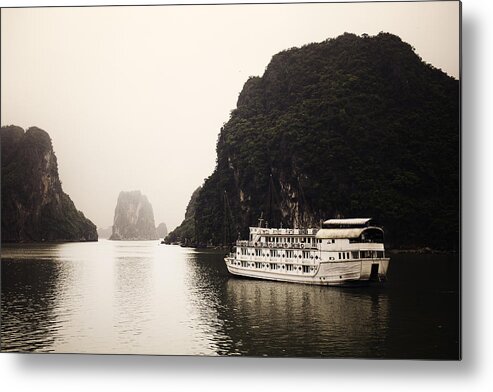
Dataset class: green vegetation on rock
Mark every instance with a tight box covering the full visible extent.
[1,125,98,242]
[165,187,201,245]
[175,33,459,250]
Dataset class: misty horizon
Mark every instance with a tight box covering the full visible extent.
[1,2,460,232]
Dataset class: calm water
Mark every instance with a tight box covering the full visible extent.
[1,240,459,358]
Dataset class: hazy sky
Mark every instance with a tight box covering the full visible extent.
[1,1,460,231]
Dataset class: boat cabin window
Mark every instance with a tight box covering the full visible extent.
[349,229,384,244]
[360,250,384,258]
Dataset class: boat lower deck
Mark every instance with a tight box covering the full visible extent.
[225,257,390,286]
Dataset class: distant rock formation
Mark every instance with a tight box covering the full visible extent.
[97,226,113,239]
[109,191,158,240]
[1,125,98,242]
[156,222,168,238]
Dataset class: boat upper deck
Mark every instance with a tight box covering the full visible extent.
[237,227,320,250]
[249,227,319,236]
[236,239,319,250]
[238,219,384,249]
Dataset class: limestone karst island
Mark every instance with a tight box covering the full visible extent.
[166,33,459,251]
[1,125,97,242]
[109,190,158,241]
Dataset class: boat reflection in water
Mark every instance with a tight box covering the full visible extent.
[222,278,389,357]
[186,250,390,357]
[1,242,458,358]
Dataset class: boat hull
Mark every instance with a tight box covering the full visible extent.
[224,257,390,286]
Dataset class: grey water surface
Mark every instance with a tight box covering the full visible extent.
[1,240,459,358]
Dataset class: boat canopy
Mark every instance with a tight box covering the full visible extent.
[316,226,383,240]
[323,218,372,227]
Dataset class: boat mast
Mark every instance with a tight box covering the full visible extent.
[257,212,265,228]
[223,190,234,247]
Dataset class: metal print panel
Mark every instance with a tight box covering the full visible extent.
[0,1,461,358]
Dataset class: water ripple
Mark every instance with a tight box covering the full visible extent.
[2,242,459,358]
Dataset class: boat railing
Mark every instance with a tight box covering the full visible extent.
[235,240,318,250]
[236,240,250,246]
[239,255,319,264]
[250,228,320,235]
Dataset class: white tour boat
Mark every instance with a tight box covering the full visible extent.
[224,218,390,286]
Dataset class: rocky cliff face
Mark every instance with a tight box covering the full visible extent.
[1,125,98,242]
[156,222,168,238]
[110,191,158,240]
[165,186,201,245]
[179,33,460,250]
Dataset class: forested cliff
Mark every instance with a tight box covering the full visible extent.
[165,187,201,245]
[1,125,98,242]
[169,33,460,250]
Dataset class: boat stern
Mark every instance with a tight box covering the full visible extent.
[359,257,390,282]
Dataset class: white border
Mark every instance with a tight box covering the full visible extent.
[2,0,492,391]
